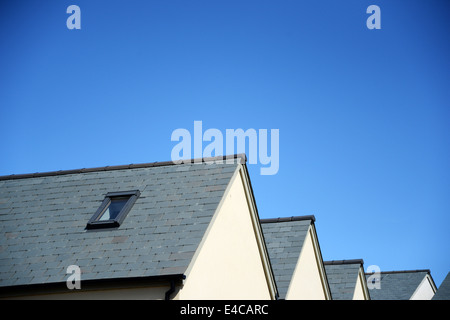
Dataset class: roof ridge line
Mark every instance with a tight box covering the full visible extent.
[365,269,431,275]
[324,259,365,266]
[260,215,316,223]
[0,154,247,181]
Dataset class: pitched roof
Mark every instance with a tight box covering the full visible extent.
[324,259,365,300]
[0,155,245,290]
[365,270,431,300]
[432,272,450,300]
[260,216,315,299]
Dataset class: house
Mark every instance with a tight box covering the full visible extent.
[0,154,278,299]
[260,216,332,300]
[432,272,450,300]
[323,259,370,300]
[365,270,437,300]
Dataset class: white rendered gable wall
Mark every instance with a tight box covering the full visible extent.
[176,166,273,300]
[285,226,329,300]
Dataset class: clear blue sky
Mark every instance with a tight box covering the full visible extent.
[1,1,449,287]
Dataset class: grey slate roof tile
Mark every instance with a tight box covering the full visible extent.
[366,270,430,300]
[0,159,240,288]
[261,217,314,299]
[433,272,450,300]
[324,261,363,300]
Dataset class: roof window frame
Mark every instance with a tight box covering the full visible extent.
[86,190,140,230]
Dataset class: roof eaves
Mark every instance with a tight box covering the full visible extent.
[0,274,186,299]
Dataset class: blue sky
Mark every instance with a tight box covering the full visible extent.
[1,0,449,287]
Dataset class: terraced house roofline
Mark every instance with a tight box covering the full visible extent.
[0,154,247,181]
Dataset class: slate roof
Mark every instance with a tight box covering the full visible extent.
[324,259,366,300]
[0,155,244,289]
[432,272,450,300]
[260,216,315,299]
[365,270,431,300]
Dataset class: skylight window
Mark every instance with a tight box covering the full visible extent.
[86,190,140,229]
[98,197,129,221]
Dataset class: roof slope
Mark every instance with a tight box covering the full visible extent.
[366,270,430,300]
[324,260,364,300]
[433,272,450,300]
[0,157,242,288]
[260,216,314,299]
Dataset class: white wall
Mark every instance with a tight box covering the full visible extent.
[175,167,273,300]
[410,274,436,300]
[352,267,369,300]
[285,226,329,300]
